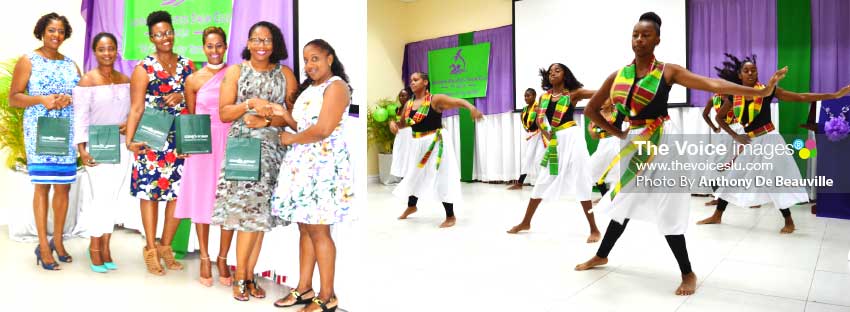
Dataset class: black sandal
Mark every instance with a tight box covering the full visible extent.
[273,288,314,308]
[310,297,338,312]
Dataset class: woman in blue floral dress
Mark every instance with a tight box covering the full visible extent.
[124,11,194,276]
[9,12,80,271]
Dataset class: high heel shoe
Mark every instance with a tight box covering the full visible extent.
[199,256,213,287]
[34,245,60,271]
[88,249,108,273]
[232,280,249,301]
[142,246,165,276]
[217,256,232,286]
[103,262,117,270]
[156,244,183,270]
[49,238,72,263]
[273,288,315,307]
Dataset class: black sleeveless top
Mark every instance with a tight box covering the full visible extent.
[409,102,443,132]
[544,93,576,124]
[627,78,673,120]
[727,90,776,132]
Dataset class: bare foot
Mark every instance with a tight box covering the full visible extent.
[439,216,456,228]
[780,220,795,234]
[704,199,719,206]
[398,206,417,219]
[506,223,530,234]
[675,272,697,296]
[507,184,522,190]
[750,205,761,208]
[696,213,722,225]
[575,256,608,271]
[586,231,601,243]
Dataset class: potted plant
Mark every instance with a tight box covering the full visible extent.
[0,57,82,240]
[367,97,400,184]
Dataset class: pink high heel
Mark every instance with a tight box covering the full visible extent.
[217,256,233,286]
[199,256,213,287]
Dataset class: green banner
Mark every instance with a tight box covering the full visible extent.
[457,33,477,182]
[427,42,491,99]
[123,0,232,61]
[777,0,812,178]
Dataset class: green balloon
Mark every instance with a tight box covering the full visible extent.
[386,104,398,114]
[373,107,388,122]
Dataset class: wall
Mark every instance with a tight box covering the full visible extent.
[366,0,512,176]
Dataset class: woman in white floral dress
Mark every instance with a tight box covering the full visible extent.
[271,39,352,312]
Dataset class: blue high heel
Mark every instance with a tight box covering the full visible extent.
[103,262,117,270]
[49,238,73,263]
[35,245,60,271]
[88,249,108,273]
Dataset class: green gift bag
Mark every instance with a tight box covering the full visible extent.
[133,107,175,151]
[88,125,120,164]
[224,137,261,181]
[175,114,212,154]
[35,117,71,156]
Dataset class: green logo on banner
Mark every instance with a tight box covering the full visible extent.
[123,0,232,61]
[427,43,490,98]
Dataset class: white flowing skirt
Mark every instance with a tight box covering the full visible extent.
[522,131,545,184]
[715,129,809,209]
[530,126,592,201]
[390,127,413,177]
[594,120,690,235]
[591,137,622,186]
[77,145,134,237]
[393,129,462,204]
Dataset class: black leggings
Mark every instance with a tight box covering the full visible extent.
[408,196,454,218]
[596,219,693,275]
[517,174,527,184]
[715,198,791,218]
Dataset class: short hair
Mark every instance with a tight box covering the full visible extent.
[146,10,172,33]
[33,12,72,40]
[241,21,288,64]
[202,26,227,45]
[91,32,117,51]
[639,11,662,36]
[525,88,537,96]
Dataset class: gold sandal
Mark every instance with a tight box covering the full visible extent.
[157,244,183,270]
[143,246,164,276]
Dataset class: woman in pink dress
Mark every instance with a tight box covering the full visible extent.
[174,27,234,287]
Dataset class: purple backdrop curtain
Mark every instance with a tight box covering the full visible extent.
[810,0,850,93]
[474,25,514,116]
[82,0,295,76]
[227,0,294,71]
[401,34,457,115]
[688,0,778,107]
[816,97,850,219]
[80,0,136,76]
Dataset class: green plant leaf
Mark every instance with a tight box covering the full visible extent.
[0,57,27,170]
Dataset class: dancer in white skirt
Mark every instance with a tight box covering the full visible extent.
[506,64,601,243]
[508,88,543,190]
[588,99,623,202]
[574,12,788,296]
[73,32,132,273]
[389,88,413,179]
[700,92,737,206]
[394,72,483,228]
[698,53,850,233]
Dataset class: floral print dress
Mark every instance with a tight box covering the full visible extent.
[272,76,354,225]
[130,55,195,201]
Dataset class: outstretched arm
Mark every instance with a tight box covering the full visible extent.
[431,94,483,121]
[668,64,787,97]
[775,84,850,102]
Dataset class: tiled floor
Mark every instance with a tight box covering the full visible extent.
[363,181,850,311]
[2,181,849,311]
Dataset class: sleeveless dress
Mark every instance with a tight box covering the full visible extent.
[174,67,230,224]
[23,52,80,184]
[73,83,132,237]
[271,76,354,224]
[130,55,195,201]
[392,96,462,204]
[211,63,288,232]
[530,93,593,201]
